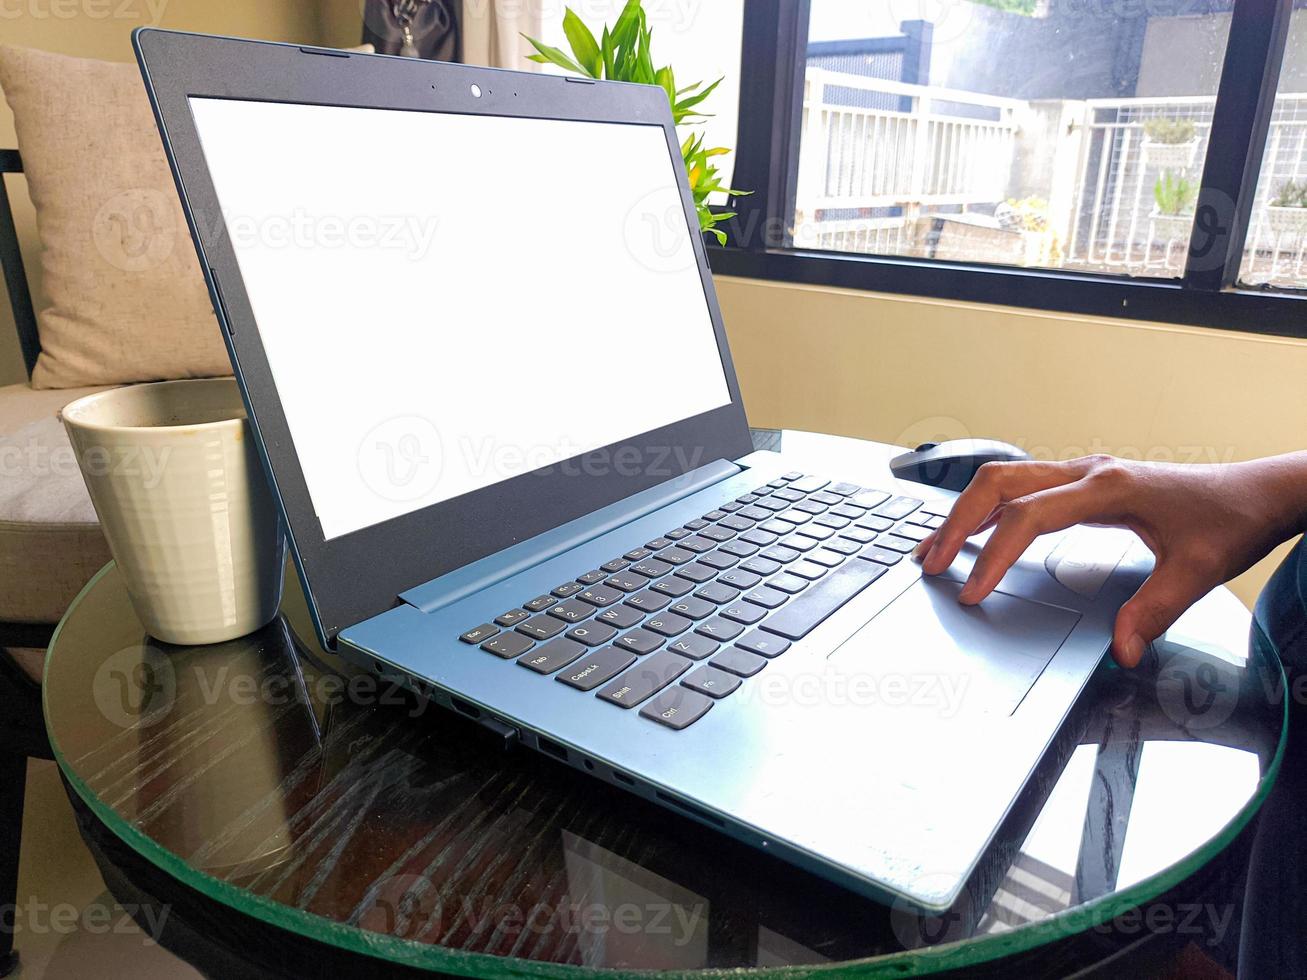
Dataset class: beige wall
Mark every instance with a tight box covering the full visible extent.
[716,275,1307,608]
[0,0,335,386]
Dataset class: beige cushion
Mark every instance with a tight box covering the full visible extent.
[0,45,232,389]
[0,383,113,623]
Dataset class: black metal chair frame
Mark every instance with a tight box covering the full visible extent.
[0,148,55,978]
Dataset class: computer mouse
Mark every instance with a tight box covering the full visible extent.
[889,438,1031,492]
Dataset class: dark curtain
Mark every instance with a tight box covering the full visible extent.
[362,0,461,62]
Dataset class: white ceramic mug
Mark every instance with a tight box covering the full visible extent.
[61,379,285,645]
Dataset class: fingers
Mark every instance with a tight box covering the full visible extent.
[957,481,1112,604]
[919,458,1099,576]
[1111,561,1213,667]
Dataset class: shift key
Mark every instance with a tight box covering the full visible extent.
[596,650,692,708]
[760,561,887,640]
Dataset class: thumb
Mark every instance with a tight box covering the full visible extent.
[1111,561,1210,668]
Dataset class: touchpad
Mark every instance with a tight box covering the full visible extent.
[828,578,1081,717]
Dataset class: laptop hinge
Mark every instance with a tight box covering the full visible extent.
[399,457,743,615]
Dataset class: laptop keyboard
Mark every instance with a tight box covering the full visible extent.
[458,473,951,732]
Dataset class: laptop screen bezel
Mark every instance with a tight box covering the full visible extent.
[134,29,753,645]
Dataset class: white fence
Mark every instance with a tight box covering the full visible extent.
[792,68,1307,289]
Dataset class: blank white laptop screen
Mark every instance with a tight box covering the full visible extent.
[187,98,732,541]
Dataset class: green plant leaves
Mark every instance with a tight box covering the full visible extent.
[1153,170,1198,215]
[561,8,602,77]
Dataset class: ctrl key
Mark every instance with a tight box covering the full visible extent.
[640,686,714,730]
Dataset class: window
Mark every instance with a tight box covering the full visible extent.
[714,0,1307,340]
[793,0,1231,278]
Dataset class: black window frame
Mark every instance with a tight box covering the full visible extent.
[711,0,1307,340]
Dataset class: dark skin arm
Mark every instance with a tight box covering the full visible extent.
[914,452,1307,667]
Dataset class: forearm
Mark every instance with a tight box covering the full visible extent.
[1239,451,1307,541]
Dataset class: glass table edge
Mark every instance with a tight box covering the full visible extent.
[42,563,1290,979]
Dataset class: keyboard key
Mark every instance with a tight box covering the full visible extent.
[626,589,671,612]
[651,576,695,598]
[719,569,762,590]
[875,533,918,554]
[851,490,891,509]
[666,528,691,540]
[598,604,644,629]
[681,665,741,699]
[669,597,716,620]
[923,513,947,529]
[775,509,811,526]
[678,536,717,554]
[577,569,607,586]
[753,484,775,496]
[814,514,850,529]
[552,582,584,599]
[698,550,738,571]
[697,582,740,604]
[518,638,585,674]
[495,609,530,628]
[772,487,805,502]
[768,478,788,488]
[668,634,720,660]
[557,647,637,691]
[737,632,792,659]
[719,515,754,532]
[460,624,499,644]
[781,470,804,481]
[518,615,568,640]
[615,629,664,655]
[831,504,865,520]
[789,476,830,493]
[874,496,924,521]
[703,510,728,521]
[796,524,835,541]
[721,603,767,626]
[547,600,594,624]
[861,546,904,566]
[894,523,933,542]
[646,613,692,637]
[567,621,618,647]
[711,648,767,677]
[606,572,647,593]
[624,548,653,562]
[809,491,843,506]
[483,632,534,659]
[768,573,810,594]
[743,587,788,610]
[755,497,789,512]
[760,562,887,640]
[698,525,734,543]
[740,529,779,547]
[578,585,623,607]
[788,560,830,581]
[598,650,692,707]
[829,482,862,496]
[780,535,819,554]
[855,515,895,533]
[794,500,826,515]
[697,617,745,641]
[720,501,743,513]
[839,527,878,544]
[646,537,675,551]
[601,558,631,573]
[632,559,674,579]
[737,506,772,522]
[524,595,557,612]
[684,518,709,531]
[760,519,794,536]
[736,494,760,505]
[823,537,862,556]
[657,547,695,566]
[741,557,781,577]
[641,687,714,730]
[761,545,802,564]
[676,562,719,583]
[804,549,846,568]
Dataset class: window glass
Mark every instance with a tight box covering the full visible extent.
[1239,17,1307,290]
[793,0,1233,278]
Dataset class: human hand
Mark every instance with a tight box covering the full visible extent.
[913,453,1307,667]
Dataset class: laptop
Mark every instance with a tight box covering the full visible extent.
[134,28,1152,912]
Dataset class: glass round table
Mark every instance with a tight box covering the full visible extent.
[44,554,1282,978]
